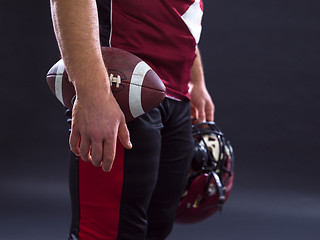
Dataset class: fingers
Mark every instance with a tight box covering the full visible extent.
[118,120,132,150]
[79,137,91,162]
[70,126,128,172]
[191,100,215,123]
[101,118,132,172]
[191,102,206,123]
[190,105,197,121]
[90,141,103,167]
[69,129,81,156]
[101,135,117,172]
[70,128,102,165]
[70,113,131,172]
[73,133,117,171]
[205,104,214,122]
[197,103,206,123]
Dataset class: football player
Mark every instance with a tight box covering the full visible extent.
[50,0,214,239]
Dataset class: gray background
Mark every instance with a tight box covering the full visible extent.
[1,0,319,239]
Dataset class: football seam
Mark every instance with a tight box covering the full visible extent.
[120,81,166,93]
[47,74,166,93]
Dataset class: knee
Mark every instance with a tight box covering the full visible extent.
[146,207,176,240]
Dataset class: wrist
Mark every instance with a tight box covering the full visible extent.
[73,71,111,101]
[189,80,206,89]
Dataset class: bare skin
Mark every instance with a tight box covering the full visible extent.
[50,0,213,171]
[190,46,215,123]
[50,0,132,172]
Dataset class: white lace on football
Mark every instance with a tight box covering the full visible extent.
[109,74,121,88]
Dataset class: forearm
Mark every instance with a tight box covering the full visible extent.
[190,45,206,87]
[189,45,214,122]
[50,0,110,99]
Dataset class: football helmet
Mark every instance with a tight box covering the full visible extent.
[175,122,234,224]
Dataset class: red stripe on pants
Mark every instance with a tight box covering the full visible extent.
[78,140,124,240]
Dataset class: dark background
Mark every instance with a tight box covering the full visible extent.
[1,0,319,239]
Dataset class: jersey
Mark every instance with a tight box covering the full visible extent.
[96,0,204,100]
[67,1,203,239]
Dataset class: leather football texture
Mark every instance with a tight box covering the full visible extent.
[46,47,166,122]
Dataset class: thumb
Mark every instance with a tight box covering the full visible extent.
[118,120,132,149]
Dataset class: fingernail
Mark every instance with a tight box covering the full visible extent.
[102,166,110,172]
[128,140,133,149]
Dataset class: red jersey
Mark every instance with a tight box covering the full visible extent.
[97,0,203,100]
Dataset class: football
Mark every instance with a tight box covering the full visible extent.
[46,47,166,122]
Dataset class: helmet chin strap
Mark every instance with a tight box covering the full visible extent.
[194,121,229,209]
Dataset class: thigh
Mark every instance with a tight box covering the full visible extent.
[68,108,163,240]
[117,108,163,239]
[146,99,194,240]
[69,143,125,240]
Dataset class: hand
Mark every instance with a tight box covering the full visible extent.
[69,92,132,172]
[51,0,132,172]
[190,83,215,123]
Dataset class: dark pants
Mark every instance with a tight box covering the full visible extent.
[67,98,193,240]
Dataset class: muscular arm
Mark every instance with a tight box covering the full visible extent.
[189,45,215,122]
[51,0,132,172]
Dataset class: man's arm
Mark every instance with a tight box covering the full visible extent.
[50,0,132,172]
[189,45,215,122]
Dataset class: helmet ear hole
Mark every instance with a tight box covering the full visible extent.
[192,139,208,171]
